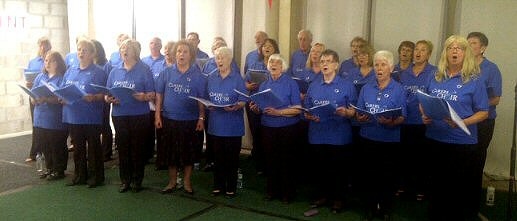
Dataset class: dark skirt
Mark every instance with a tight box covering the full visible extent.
[162,118,200,167]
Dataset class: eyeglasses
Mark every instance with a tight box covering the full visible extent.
[447,46,463,51]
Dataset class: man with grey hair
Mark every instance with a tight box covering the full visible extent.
[244,31,268,73]
[287,29,313,77]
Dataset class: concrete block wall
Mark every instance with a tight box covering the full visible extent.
[0,0,69,135]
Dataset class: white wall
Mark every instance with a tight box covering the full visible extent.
[306,0,368,61]
[240,0,267,72]
[371,0,445,65]
[458,0,517,177]
[135,0,180,57]
[185,0,234,57]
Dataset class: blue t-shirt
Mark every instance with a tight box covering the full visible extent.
[258,73,301,127]
[290,67,321,94]
[304,75,357,145]
[341,67,376,94]
[206,69,247,137]
[107,61,154,116]
[357,79,407,142]
[244,49,260,74]
[287,49,309,77]
[155,64,207,121]
[425,74,489,144]
[338,57,356,76]
[27,56,44,73]
[399,63,437,124]
[61,64,107,125]
[65,52,79,69]
[109,51,122,68]
[141,54,165,76]
[478,58,502,119]
[196,49,209,59]
[32,73,66,131]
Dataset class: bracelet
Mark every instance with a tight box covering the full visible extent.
[198,117,205,121]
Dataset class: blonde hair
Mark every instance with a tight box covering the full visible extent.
[415,40,433,57]
[305,43,326,68]
[77,39,97,56]
[119,39,142,60]
[214,46,233,60]
[435,35,479,83]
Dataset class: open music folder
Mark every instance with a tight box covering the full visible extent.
[416,89,470,135]
[234,88,283,109]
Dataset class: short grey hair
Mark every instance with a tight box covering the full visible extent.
[214,46,233,60]
[373,50,394,67]
[268,54,288,72]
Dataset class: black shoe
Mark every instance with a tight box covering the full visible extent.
[184,188,194,195]
[119,184,130,193]
[87,183,97,188]
[161,185,177,194]
[66,177,85,186]
[47,172,65,181]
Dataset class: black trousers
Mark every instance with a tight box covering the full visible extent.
[312,144,351,201]
[69,124,103,184]
[261,123,298,199]
[475,118,495,212]
[359,138,397,214]
[34,127,68,173]
[144,111,157,162]
[429,140,480,221]
[29,103,40,159]
[101,103,113,160]
[113,114,149,186]
[152,111,166,169]
[211,135,241,193]
[246,106,264,171]
[399,124,430,195]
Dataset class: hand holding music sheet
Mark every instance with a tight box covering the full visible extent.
[416,89,471,135]
[90,84,137,104]
[350,104,402,120]
[18,84,55,99]
[293,103,337,120]
[42,82,87,104]
[234,88,283,109]
[188,96,237,108]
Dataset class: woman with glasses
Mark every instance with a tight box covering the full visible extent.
[422,35,488,221]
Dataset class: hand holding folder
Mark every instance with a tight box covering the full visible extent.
[188,96,237,109]
[42,82,87,104]
[90,84,137,104]
[350,104,402,121]
[18,84,54,99]
[294,103,337,121]
[416,89,471,135]
[234,88,283,109]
